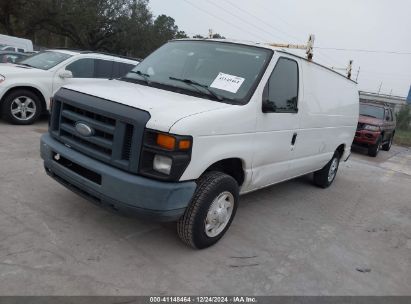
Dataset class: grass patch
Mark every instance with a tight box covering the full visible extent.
[394,129,411,147]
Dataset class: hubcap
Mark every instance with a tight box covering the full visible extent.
[205,191,234,237]
[10,96,36,121]
[328,158,339,183]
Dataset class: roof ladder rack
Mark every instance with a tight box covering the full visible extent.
[268,34,315,61]
[332,60,354,79]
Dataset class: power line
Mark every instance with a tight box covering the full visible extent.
[205,0,345,68]
[223,0,301,43]
[222,0,347,67]
[181,0,269,42]
[206,0,285,42]
[315,47,411,55]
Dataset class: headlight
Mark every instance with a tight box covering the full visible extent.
[0,75,5,84]
[153,155,173,175]
[139,130,193,181]
[364,124,380,131]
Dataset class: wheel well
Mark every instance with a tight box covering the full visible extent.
[205,158,245,186]
[0,86,47,113]
[336,144,345,158]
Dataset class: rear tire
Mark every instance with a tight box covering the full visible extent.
[382,134,393,151]
[368,135,382,157]
[177,171,239,249]
[313,152,340,188]
[1,89,41,125]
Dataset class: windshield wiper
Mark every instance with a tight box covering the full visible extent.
[18,63,33,68]
[169,77,223,101]
[127,70,151,85]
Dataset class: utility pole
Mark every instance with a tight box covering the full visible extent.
[378,82,383,94]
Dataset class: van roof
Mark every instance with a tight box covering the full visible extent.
[174,38,357,84]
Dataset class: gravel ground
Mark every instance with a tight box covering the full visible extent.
[0,119,410,295]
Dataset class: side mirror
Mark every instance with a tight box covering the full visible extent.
[59,70,73,79]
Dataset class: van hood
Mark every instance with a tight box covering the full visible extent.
[62,79,231,132]
[0,63,47,76]
[359,115,383,126]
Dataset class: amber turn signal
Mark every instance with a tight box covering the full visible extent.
[156,134,176,150]
[179,140,191,150]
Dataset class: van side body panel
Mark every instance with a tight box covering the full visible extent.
[293,59,358,175]
[175,52,358,194]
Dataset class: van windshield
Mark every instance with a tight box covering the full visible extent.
[122,40,272,104]
[360,104,384,119]
[18,51,72,70]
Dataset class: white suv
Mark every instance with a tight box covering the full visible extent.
[0,49,139,124]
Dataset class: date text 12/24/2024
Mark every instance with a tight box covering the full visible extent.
[150,296,257,303]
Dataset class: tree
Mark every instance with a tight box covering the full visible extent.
[396,105,411,130]
[212,33,225,39]
[0,0,187,58]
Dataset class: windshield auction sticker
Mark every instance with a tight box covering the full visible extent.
[210,72,245,93]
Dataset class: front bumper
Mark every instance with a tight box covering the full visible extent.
[354,130,380,145]
[40,133,196,221]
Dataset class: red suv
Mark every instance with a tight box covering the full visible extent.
[354,102,396,157]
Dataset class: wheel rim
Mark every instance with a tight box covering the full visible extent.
[205,191,234,237]
[377,137,381,152]
[328,158,339,183]
[10,96,36,121]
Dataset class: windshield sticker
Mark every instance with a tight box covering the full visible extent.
[210,72,245,94]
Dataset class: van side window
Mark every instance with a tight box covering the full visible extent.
[263,58,299,113]
[66,58,95,78]
[18,48,24,53]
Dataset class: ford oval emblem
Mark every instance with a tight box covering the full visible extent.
[75,122,94,137]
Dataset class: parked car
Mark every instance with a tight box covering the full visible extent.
[0,49,139,124]
[40,39,359,249]
[354,102,396,156]
[0,34,34,52]
[0,51,30,64]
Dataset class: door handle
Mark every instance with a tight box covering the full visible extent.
[291,133,297,145]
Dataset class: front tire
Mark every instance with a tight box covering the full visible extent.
[177,171,239,249]
[368,135,382,157]
[1,89,41,125]
[313,152,340,188]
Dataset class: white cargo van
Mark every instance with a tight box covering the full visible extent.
[0,34,33,52]
[40,39,359,249]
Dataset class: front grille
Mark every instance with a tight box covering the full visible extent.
[121,124,134,160]
[49,88,150,174]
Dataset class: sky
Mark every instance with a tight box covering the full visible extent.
[149,0,411,97]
